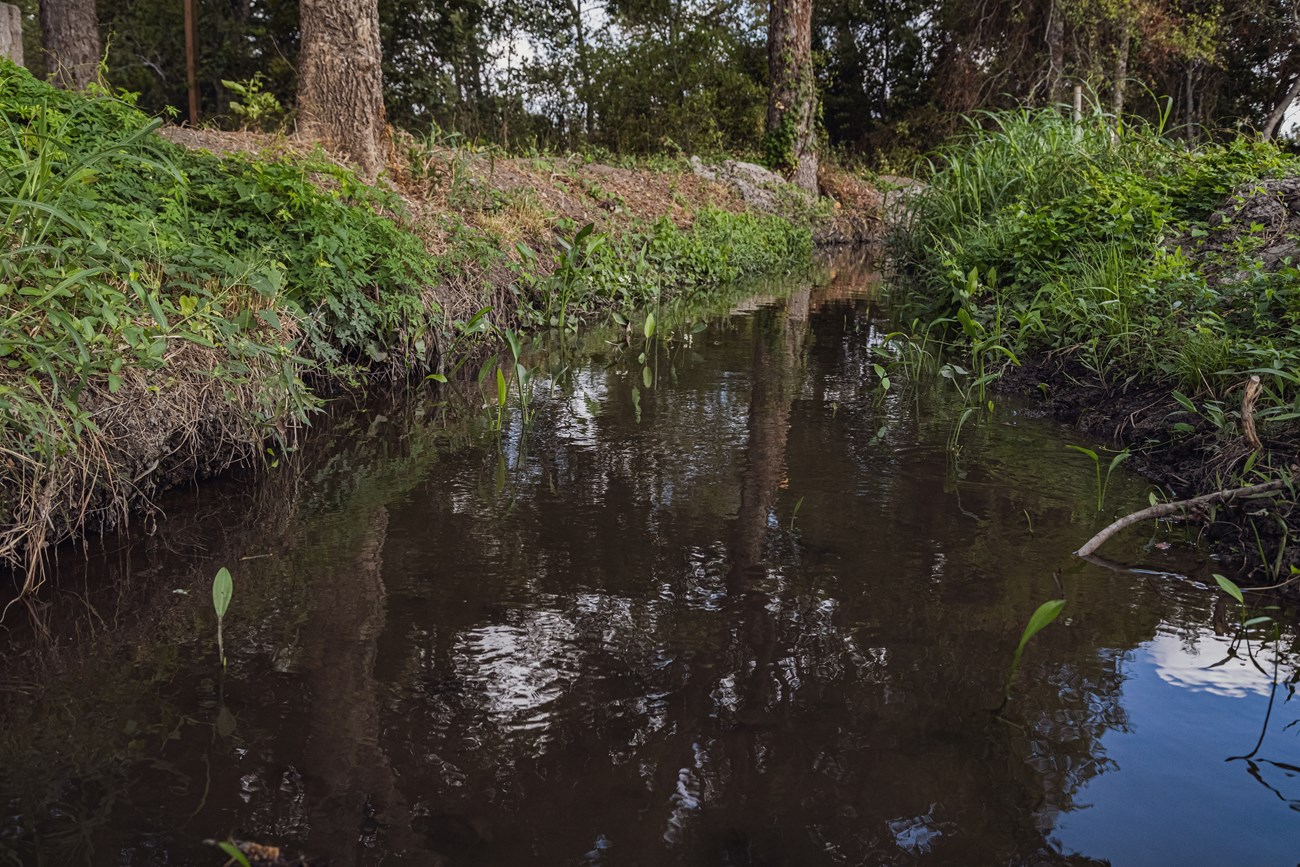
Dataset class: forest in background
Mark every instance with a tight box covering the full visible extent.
[10,0,1300,169]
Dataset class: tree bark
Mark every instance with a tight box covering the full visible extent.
[1111,15,1131,119]
[1263,74,1300,139]
[38,0,99,89]
[766,0,818,195]
[297,0,386,179]
[1045,0,1065,103]
[0,3,22,67]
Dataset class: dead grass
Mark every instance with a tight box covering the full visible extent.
[0,330,309,608]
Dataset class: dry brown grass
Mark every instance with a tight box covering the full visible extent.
[0,331,308,610]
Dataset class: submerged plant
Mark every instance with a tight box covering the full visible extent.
[212,567,233,669]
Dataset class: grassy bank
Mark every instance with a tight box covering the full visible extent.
[0,61,835,593]
[890,105,1300,584]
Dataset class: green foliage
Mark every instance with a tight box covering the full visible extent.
[1065,444,1130,512]
[893,102,1300,432]
[0,60,445,569]
[212,566,233,668]
[1004,598,1066,703]
[511,209,810,328]
[221,74,286,131]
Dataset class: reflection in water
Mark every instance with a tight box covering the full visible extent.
[1,250,1298,865]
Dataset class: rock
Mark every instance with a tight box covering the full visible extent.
[690,156,810,213]
[876,175,926,229]
[1178,176,1300,285]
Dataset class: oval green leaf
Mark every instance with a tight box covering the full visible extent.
[1213,573,1244,605]
[212,567,233,620]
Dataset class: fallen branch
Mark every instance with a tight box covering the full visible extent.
[1075,479,1288,557]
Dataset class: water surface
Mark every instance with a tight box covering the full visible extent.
[2,252,1297,866]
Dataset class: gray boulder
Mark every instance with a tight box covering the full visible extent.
[690,156,811,213]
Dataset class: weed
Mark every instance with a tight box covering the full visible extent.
[1065,444,1131,512]
[212,567,233,669]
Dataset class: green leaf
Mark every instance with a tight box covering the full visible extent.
[496,366,507,407]
[1171,390,1198,415]
[425,373,447,383]
[644,312,656,340]
[212,567,233,620]
[1213,573,1244,605]
[217,842,251,867]
[642,365,653,388]
[1065,444,1099,462]
[1016,599,1066,656]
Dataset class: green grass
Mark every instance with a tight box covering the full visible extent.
[892,102,1300,437]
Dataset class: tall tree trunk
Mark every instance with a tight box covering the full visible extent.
[1045,0,1065,103]
[766,0,818,195]
[1111,16,1130,119]
[297,0,385,179]
[38,0,99,89]
[570,0,593,140]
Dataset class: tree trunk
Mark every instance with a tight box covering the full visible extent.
[570,0,593,140]
[766,0,818,195]
[38,0,99,89]
[0,3,22,67]
[297,0,385,179]
[1111,16,1130,119]
[1263,74,1300,139]
[1045,0,1065,103]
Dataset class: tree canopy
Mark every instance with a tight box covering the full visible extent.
[15,0,1300,165]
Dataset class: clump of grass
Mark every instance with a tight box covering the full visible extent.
[0,60,443,593]
[892,98,1300,424]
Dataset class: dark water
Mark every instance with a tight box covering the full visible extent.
[2,252,1298,866]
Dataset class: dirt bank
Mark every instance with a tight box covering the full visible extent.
[1000,338,1300,595]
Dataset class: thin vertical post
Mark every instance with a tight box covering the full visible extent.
[184,0,199,125]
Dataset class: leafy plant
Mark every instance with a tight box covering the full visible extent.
[1065,444,1131,512]
[1004,598,1066,703]
[212,566,233,669]
[221,74,285,131]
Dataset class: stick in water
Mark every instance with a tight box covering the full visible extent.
[1075,480,1287,557]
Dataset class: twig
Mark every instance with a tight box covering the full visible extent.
[1076,479,1288,557]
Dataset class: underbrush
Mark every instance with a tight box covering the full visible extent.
[0,60,813,591]
[890,104,1300,579]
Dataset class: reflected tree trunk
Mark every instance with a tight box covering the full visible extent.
[302,507,432,864]
[729,288,811,587]
[717,288,811,834]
